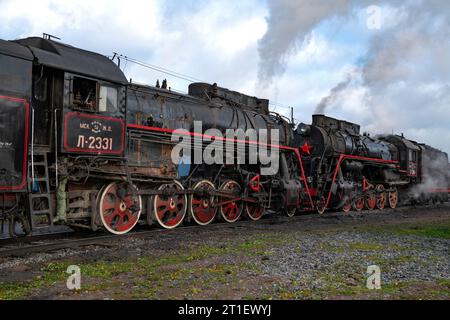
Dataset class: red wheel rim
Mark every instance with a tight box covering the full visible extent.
[365,192,377,210]
[389,188,398,209]
[339,189,352,214]
[154,181,187,229]
[245,203,265,221]
[245,186,266,221]
[219,180,243,223]
[317,196,327,214]
[342,200,352,214]
[99,182,142,235]
[190,180,217,226]
[376,185,386,210]
[354,196,364,212]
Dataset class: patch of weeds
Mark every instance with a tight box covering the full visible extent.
[366,254,417,269]
[131,262,251,299]
[361,221,450,239]
[437,279,450,289]
[396,223,450,239]
[318,242,346,253]
[349,242,384,251]
[0,263,67,300]
[5,237,262,299]
[238,239,266,250]
[82,280,115,293]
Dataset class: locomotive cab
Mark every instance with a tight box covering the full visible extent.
[11,37,128,157]
[0,40,33,193]
[0,36,130,234]
[379,135,420,180]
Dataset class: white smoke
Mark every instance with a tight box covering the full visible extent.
[315,72,353,115]
[360,1,450,136]
[409,149,449,201]
[257,0,354,87]
[258,0,450,153]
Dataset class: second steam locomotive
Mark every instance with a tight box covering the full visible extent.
[0,36,448,237]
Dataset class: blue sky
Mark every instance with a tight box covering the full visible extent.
[1,0,449,153]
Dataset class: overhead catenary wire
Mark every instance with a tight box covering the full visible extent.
[113,53,297,119]
[115,54,203,83]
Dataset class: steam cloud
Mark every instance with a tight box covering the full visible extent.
[257,0,353,87]
[258,0,450,154]
[410,149,449,201]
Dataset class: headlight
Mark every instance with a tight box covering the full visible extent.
[297,123,311,136]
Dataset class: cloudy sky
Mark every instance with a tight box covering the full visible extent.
[1,0,449,153]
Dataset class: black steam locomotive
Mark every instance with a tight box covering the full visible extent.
[295,115,450,213]
[0,36,303,236]
[0,36,448,237]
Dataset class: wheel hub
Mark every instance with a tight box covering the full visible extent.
[169,199,176,210]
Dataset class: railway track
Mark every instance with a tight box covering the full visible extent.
[0,212,326,258]
[0,203,448,259]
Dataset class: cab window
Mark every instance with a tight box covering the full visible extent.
[408,150,418,162]
[72,77,97,111]
[69,76,118,113]
[400,150,406,162]
[99,85,118,113]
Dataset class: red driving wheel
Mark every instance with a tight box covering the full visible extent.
[388,187,399,209]
[189,180,217,226]
[153,181,187,229]
[317,196,327,215]
[365,191,377,210]
[353,196,365,212]
[98,182,142,235]
[218,180,243,223]
[342,199,352,214]
[376,185,386,210]
[244,186,266,221]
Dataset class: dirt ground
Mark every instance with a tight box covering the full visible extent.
[0,204,449,300]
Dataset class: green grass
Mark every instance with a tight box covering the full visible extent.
[361,221,450,239]
[2,222,448,300]
[0,264,67,299]
[0,232,287,300]
[394,224,450,239]
[349,242,384,251]
[270,271,450,300]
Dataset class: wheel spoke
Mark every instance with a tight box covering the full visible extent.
[103,210,120,225]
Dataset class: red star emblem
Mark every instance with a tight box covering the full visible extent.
[300,142,313,156]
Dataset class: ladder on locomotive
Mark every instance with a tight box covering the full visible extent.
[27,152,54,229]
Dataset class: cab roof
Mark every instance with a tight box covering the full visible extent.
[0,39,33,61]
[12,37,128,85]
